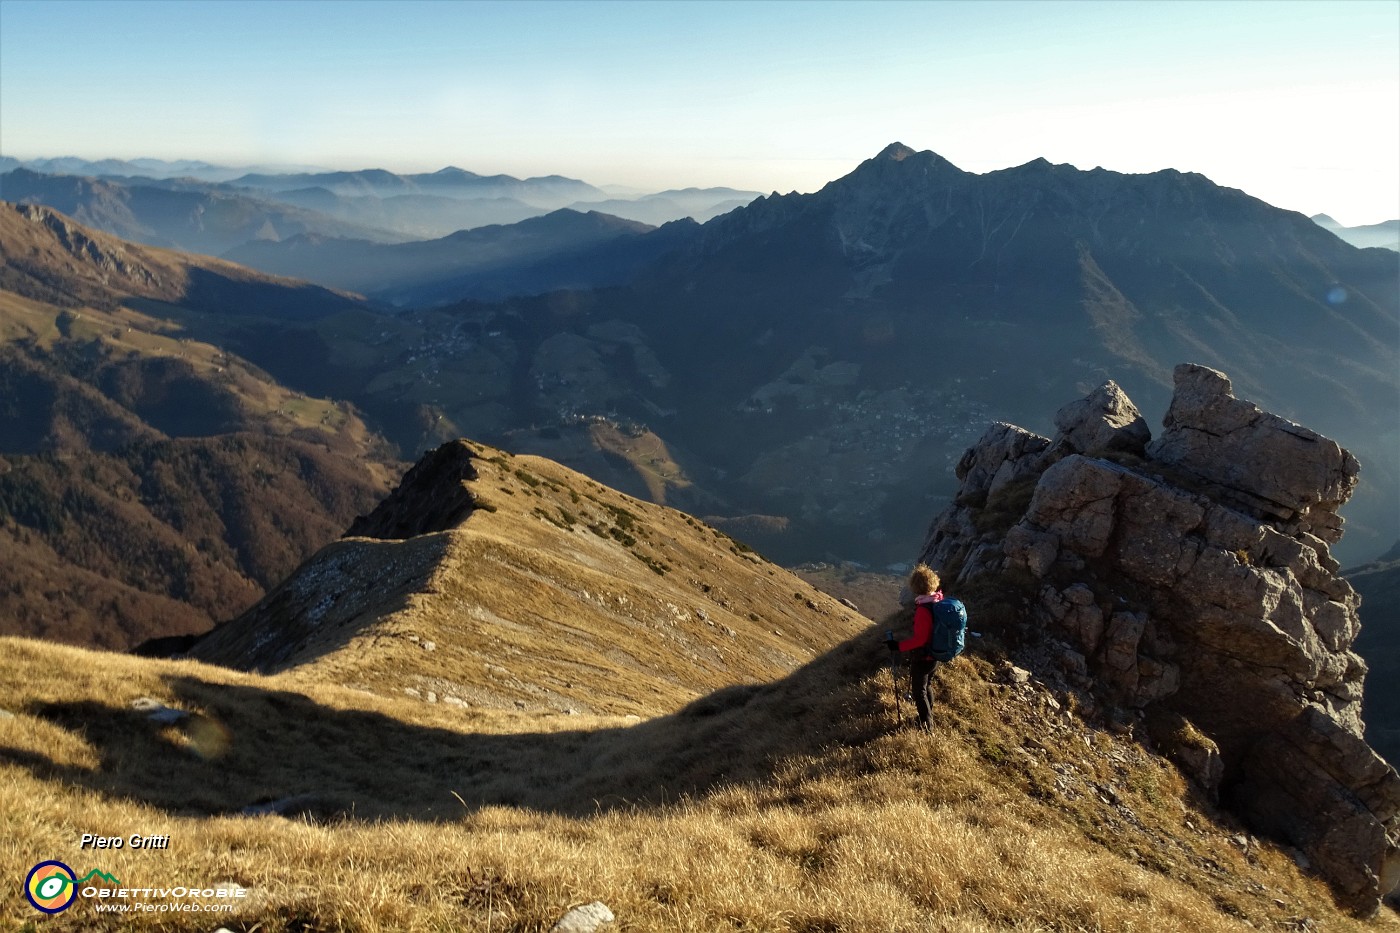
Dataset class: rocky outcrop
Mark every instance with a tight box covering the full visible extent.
[346,440,482,539]
[917,363,1399,912]
[1146,364,1359,541]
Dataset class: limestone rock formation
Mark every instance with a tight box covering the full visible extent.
[917,364,1399,912]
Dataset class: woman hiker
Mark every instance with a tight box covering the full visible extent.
[886,563,943,732]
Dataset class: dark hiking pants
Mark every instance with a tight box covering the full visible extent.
[910,657,938,729]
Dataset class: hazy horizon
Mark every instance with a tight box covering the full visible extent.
[2,0,1397,226]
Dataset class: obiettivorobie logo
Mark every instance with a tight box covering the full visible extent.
[23,859,246,915]
[24,862,121,913]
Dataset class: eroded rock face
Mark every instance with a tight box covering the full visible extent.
[1147,364,1360,540]
[917,364,1399,911]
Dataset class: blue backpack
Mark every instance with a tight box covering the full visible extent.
[926,599,968,662]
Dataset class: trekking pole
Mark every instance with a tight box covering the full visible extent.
[885,630,903,721]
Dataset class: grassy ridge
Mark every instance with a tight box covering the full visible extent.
[189,441,868,715]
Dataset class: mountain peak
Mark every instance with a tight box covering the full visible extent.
[875,141,917,161]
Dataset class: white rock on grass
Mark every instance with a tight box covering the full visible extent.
[549,900,614,933]
[131,697,189,724]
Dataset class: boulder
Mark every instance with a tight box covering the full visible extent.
[915,364,1400,911]
[1236,708,1400,908]
[550,901,615,933]
[1053,379,1151,457]
[1147,364,1360,537]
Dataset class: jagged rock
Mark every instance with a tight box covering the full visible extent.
[952,422,1052,508]
[916,363,1400,911]
[549,900,615,932]
[1000,663,1033,685]
[1053,380,1151,457]
[1147,364,1360,538]
[347,440,481,539]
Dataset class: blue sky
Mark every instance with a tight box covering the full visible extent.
[1,0,1396,224]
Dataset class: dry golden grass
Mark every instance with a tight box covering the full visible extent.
[2,624,1396,932]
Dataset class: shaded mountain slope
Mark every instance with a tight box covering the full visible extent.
[223,209,690,308]
[201,144,1397,569]
[604,143,1399,564]
[0,205,401,648]
[0,433,390,649]
[1349,543,1400,766]
[0,200,366,319]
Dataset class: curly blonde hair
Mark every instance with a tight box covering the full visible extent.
[909,563,941,597]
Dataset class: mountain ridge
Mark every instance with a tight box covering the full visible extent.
[0,168,412,256]
[1313,213,1400,252]
[222,208,662,304]
[0,202,400,649]
[590,143,1399,565]
[189,438,866,712]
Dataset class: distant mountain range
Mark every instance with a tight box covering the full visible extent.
[137,142,1393,570]
[0,156,762,246]
[0,167,411,257]
[1312,213,1400,251]
[223,209,698,307]
[228,164,607,204]
[567,188,761,226]
[0,155,332,182]
[4,143,1396,575]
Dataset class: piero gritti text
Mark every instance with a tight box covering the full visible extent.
[80,833,171,850]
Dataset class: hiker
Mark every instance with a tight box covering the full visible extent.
[886,563,944,732]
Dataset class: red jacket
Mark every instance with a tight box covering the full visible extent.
[898,592,944,653]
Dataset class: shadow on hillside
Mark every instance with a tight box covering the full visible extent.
[2,628,895,822]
